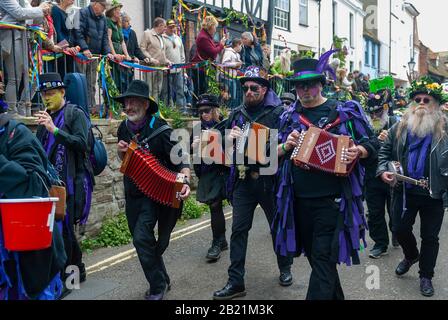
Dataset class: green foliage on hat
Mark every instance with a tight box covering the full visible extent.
[407,76,444,102]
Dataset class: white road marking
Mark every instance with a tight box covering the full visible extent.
[87,212,233,275]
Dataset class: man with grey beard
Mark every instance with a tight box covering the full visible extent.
[377,77,448,297]
[116,80,191,300]
[365,91,399,259]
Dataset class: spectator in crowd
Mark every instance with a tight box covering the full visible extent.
[121,12,149,92]
[271,48,293,96]
[0,0,50,117]
[262,43,272,71]
[140,17,171,102]
[75,0,115,111]
[0,99,67,300]
[221,38,243,109]
[359,73,371,93]
[105,0,133,93]
[164,19,186,109]
[121,12,147,62]
[191,16,227,104]
[51,0,79,78]
[240,31,263,68]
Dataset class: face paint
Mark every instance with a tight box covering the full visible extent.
[43,91,64,111]
[297,86,319,99]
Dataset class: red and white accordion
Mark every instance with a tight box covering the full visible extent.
[120,141,186,208]
[290,127,357,177]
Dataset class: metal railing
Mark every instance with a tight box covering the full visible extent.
[1,26,293,119]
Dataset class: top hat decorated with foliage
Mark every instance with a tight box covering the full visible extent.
[408,76,446,103]
[366,90,391,114]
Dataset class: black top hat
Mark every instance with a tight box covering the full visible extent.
[113,80,158,114]
[39,73,66,92]
[366,92,389,114]
[239,66,270,88]
[289,59,327,85]
[197,94,220,108]
[289,49,338,85]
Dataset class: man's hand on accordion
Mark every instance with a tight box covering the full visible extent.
[343,145,368,164]
[278,130,300,157]
[117,140,129,160]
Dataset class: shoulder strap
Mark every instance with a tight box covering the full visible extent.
[140,124,171,145]
[239,107,272,124]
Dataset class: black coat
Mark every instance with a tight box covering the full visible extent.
[0,115,66,299]
[124,29,146,61]
[36,105,93,225]
[377,122,448,199]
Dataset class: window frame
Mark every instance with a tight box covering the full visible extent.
[274,0,291,31]
[299,0,309,27]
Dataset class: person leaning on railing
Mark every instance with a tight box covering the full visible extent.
[0,0,50,117]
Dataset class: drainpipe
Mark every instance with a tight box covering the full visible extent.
[144,0,150,30]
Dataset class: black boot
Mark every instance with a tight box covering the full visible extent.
[206,238,228,261]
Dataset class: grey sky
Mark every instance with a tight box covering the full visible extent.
[409,0,448,52]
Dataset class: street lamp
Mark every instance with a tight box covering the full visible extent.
[408,58,416,81]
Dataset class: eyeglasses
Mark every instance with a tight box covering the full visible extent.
[198,109,212,115]
[242,85,261,93]
[414,97,431,104]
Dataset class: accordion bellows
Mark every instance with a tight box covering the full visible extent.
[291,127,357,177]
[120,141,186,208]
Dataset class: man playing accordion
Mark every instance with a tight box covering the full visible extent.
[116,80,191,300]
[274,50,377,300]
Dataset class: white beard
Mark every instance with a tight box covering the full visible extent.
[369,112,389,133]
[407,107,440,138]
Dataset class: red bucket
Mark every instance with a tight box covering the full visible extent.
[0,198,58,251]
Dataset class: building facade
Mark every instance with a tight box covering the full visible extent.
[270,0,364,72]
[360,0,419,85]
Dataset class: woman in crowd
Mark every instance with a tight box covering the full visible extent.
[240,31,263,68]
[191,16,227,105]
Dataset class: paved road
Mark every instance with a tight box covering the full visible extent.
[66,207,448,300]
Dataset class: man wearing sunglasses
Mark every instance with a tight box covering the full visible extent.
[378,77,448,297]
[274,51,376,300]
[213,66,293,300]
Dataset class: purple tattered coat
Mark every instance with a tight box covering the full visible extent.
[272,99,377,265]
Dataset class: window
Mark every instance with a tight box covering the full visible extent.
[274,0,290,30]
[75,0,89,7]
[364,38,379,69]
[349,13,354,48]
[364,38,369,66]
[274,45,286,59]
[299,0,308,26]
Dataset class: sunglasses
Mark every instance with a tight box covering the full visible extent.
[198,109,212,115]
[242,85,262,93]
[283,101,293,106]
[414,97,431,104]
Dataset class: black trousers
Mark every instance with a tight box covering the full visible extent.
[365,178,393,250]
[125,195,179,294]
[209,200,226,241]
[228,176,293,287]
[392,192,444,279]
[296,197,345,300]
